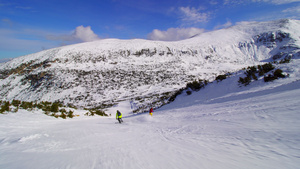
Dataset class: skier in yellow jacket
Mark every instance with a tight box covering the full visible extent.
[116,110,123,123]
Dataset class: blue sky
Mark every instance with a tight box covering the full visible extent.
[0,0,300,60]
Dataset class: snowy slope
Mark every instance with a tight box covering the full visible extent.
[0,59,300,169]
[0,19,300,112]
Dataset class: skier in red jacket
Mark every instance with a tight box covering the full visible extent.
[149,107,153,116]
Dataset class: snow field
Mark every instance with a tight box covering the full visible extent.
[1,60,300,169]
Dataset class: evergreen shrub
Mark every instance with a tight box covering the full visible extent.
[0,101,10,113]
[274,69,285,78]
[67,110,74,118]
[12,100,21,107]
[264,74,277,82]
[50,102,59,112]
[216,74,227,82]
[186,80,205,91]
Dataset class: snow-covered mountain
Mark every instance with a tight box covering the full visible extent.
[1,57,300,169]
[0,19,300,111]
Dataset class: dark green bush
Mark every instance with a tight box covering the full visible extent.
[67,110,74,118]
[50,102,59,112]
[238,76,252,86]
[60,108,67,113]
[261,63,275,73]
[42,106,51,112]
[274,69,285,78]
[216,74,227,82]
[186,80,205,91]
[50,113,59,118]
[248,66,257,73]
[0,101,10,113]
[239,62,278,86]
[12,100,21,107]
[168,89,184,102]
[94,110,108,116]
[258,63,274,76]
[264,74,277,82]
[245,66,258,78]
[36,103,44,109]
[60,112,67,119]
[279,58,291,64]
[252,73,258,81]
[20,101,33,110]
[88,109,108,116]
[264,69,286,82]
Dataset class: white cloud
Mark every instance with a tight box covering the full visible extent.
[252,0,300,4]
[179,6,210,25]
[210,0,219,5]
[213,20,233,30]
[282,5,300,13]
[45,25,100,43]
[223,0,245,5]
[224,0,300,5]
[1,18,13,27]
[0,25,100,58]
[147,27,205,41]
[73,25,100,42]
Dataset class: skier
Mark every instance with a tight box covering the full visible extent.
[149,107,153,116]
[116,110,123,123]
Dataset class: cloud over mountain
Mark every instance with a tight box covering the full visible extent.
[46,25,100,43]
[73,26,100,42]
[147,27,205,41]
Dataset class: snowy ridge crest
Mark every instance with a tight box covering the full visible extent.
[0,19,300,111]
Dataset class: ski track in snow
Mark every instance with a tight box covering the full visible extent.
[1,75,300,169]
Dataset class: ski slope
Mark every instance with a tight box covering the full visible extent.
[1,60,300,169]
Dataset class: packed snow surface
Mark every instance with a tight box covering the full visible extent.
[1,59,300,169]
